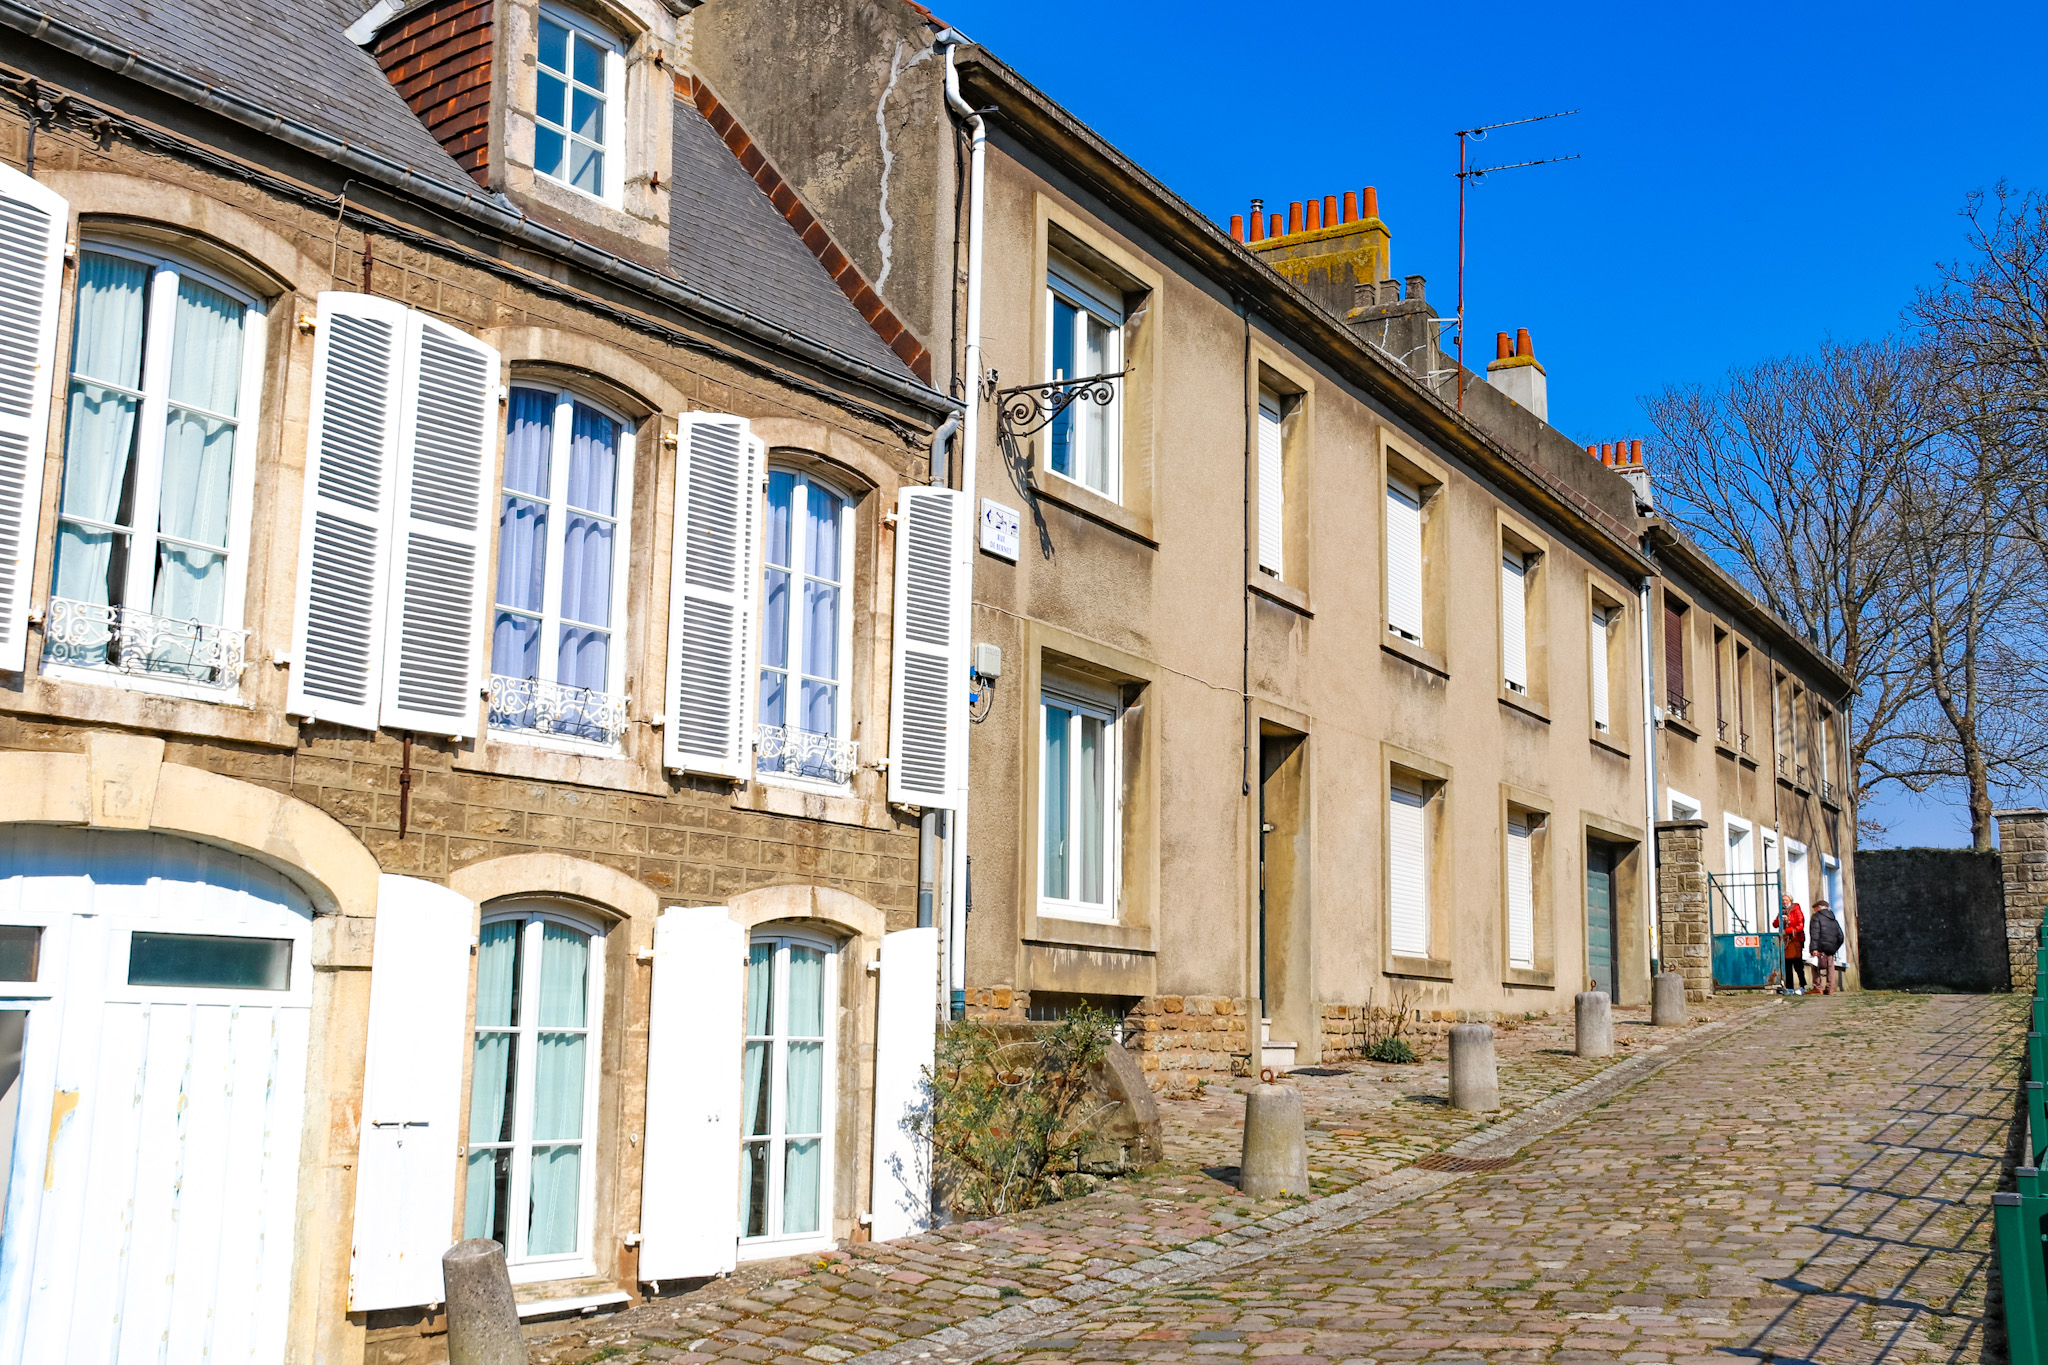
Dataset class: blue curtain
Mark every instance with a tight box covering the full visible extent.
[493,389,552,683]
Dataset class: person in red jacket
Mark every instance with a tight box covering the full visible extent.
[1775,896,1807,994]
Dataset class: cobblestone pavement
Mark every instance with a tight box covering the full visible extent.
[970,991,2021,1365]
[528,999,1761,1365]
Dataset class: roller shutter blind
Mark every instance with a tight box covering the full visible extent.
[1386,478,1423,642]
[1506,815,1535,970]
[1256,391,1284,577]
[1590,607,1611,733]
[888,485,968,809]
[0,166,66,672]
[1500,551,1527,693]
[1387,776,1429,958]
[1662,598,1686,712]
[663,413,761,777]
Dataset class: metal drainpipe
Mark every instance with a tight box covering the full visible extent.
[941,34,984,1022]
[1639,578,1661,979]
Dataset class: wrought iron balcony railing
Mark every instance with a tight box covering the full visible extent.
[1820,777,1837,805]
[1777,752,1791,779]
[756,723,860,785]
[1739,730,1752,756]
[1717,717,1729,743]
[42,597,247,689]
[1796,763,1811,789]
[487,674,629,746]
[1665,691,1690,725]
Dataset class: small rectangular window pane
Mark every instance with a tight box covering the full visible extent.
[1048,297,1077,478]
[526,1144,582,1254]
[565,404,617,515]
[127,932,290,990]
[536,71,567,129]
[787,945,825,1035]
[764,472,794,569]
[782,1138,821,1235]
[570,144,603,196]
[799,679,835,739]
[167,276,246,417]
[538,16,568,72]
[0,1010,22,1235]
[532,1033,586,1140]
[534,126,566,180]
[537,922,589,1028]
[802,580,838,684]
[1079,713,1106,904]
[741,1139,769,1237]
[556,627,609,697]
[468,1032,518,1142]
[496,496,548,615]
[1043,704,1072,899]
[573,32,605,88]
[571,88,604,144]
[0,927,39,982]
[559,512,612,627]
[491,611,541,683]
[760,568,790,669]
[504,389,555,496]
[804,486,842,580]
[71,253,151,389]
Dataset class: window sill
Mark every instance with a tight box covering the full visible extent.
[1381,633,1448,679]
[1737,751,1760,770]
[487,724,625,760]
[1498,687,1549,723]
[1590,730,1631,759]
[507,1256,599,1288]
[1029,474,1157,547]
[1384,954,1453,982]
[1714,741,1739,760]
[1248,573,1312,616]
[457,730,665,794]
[40,659,252,708]
[1503,967,1554,990]
[1662,714,1700,741]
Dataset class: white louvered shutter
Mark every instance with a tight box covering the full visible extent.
[1387,777,1428,958]
[888,486,968,809]
[664,414,760,777]
[288,292,409,730]
[1590,607,1611,732]
[1386,478,1424,642]
[1256,391,1284,577]
[349,875,474,1311]
[1500,550,1527,693]
[380,313,497,737]
[1505,815,1535,970]
[0,168,65,673]
[640,905,744,1282]
[870,926,936,1242]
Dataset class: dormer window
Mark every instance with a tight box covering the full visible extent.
[535,4,623,205]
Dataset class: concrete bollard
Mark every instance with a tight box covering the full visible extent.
[444,1239,528,1365]
[1652,972,1688,1026]
[1238,1079,1310,1197]
[1575,991,1613,1058]
[1448,1023,1499,1112]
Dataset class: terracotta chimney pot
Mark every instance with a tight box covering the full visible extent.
[1631,438,1645,465]
[1343,190,1359,223]
[1516,327,1533,358]
[1495,331,1512,360]
[1601,442,1614,465]
[1323,194,1339,227]
[1249,209,1265,242]
[1269,213,1282,240]
[1306,199,1322,232]
[1230,214,1245,243]
[1288,202,1303,234]
[1362,185,1379,218]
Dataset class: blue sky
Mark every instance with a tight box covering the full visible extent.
[938,0,2048,847]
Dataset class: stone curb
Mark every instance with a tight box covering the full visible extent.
[844,1003,1773,1365]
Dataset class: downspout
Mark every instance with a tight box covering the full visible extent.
[1639,578,1661,978]
[941,33,984,1022]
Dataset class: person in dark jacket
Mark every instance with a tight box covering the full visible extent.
[1809,901,1845,994]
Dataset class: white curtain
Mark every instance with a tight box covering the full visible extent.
[152,276,244,627]
[781,945,825,1235]
[527,923,588,1256]
[757,471,794,736]
[556,402,617,698]
[492,389,552,683]
[54,253,149,609]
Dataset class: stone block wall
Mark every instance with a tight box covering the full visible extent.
[1999,809,2048,993]
[1656,819,1713,1001]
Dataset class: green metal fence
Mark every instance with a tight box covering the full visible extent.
[1995,934,2048,1362]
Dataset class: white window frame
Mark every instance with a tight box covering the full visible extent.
[465,904,607,1285]
[738,929,839,1260]
[488,382,635,754]
[1256,389,1285,578]
[1036,678,1123,924]
[1505,810,1537,971]
[755,466,857,794]
[1387,773,1431,959]
[1723,812,1756,933]
[1500,549,1529,694]
[1590,604,1613,733]
[1042,256,1124,502]
[1666,788,1701,822]
[43,239,266,705]
[533,2,627,209]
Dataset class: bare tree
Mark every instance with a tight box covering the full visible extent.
[1643,341,1936,838]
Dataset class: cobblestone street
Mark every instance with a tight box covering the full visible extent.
[530,993,2020,1365]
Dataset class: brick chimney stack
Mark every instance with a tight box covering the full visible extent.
[1586,437,1654,510]
[1485,326,1548,423]
[1236,184,1392,317]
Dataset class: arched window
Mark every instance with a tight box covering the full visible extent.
[756,467,856,786]
[44,242,266,695]
[488,383,633,747]
[464,904,606,1279]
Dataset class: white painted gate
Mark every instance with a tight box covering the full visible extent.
[0,829,314,1364]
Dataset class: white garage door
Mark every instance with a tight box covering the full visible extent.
[0,829,314,1364]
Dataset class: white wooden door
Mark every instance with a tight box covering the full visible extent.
[0,829,313,1365]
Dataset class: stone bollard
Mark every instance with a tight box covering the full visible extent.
[444,1239,528,1365]
[1238,1077,1310,1197]
[1575,991,1613,1058]
[1652,972,1687,1026]
[1448,1023,1498,1112]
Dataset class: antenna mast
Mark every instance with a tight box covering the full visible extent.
[1454,109,1580,410]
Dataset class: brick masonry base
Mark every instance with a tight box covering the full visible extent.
[1999,810,2048,993]
[1657,819,1714,1003]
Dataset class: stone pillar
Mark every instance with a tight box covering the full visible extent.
[1656,819,1712,1002]
[1998,808,2048,993]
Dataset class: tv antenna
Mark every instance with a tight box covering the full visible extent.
[1453,109,1580,410]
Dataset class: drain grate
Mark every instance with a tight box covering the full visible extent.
[1415,1153,1518,1172]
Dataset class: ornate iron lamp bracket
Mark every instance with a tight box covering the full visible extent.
[990,370,1127,445]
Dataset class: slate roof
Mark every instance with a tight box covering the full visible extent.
[16,0,921,385]
[30,0,479,192]
[667,96,912,378]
